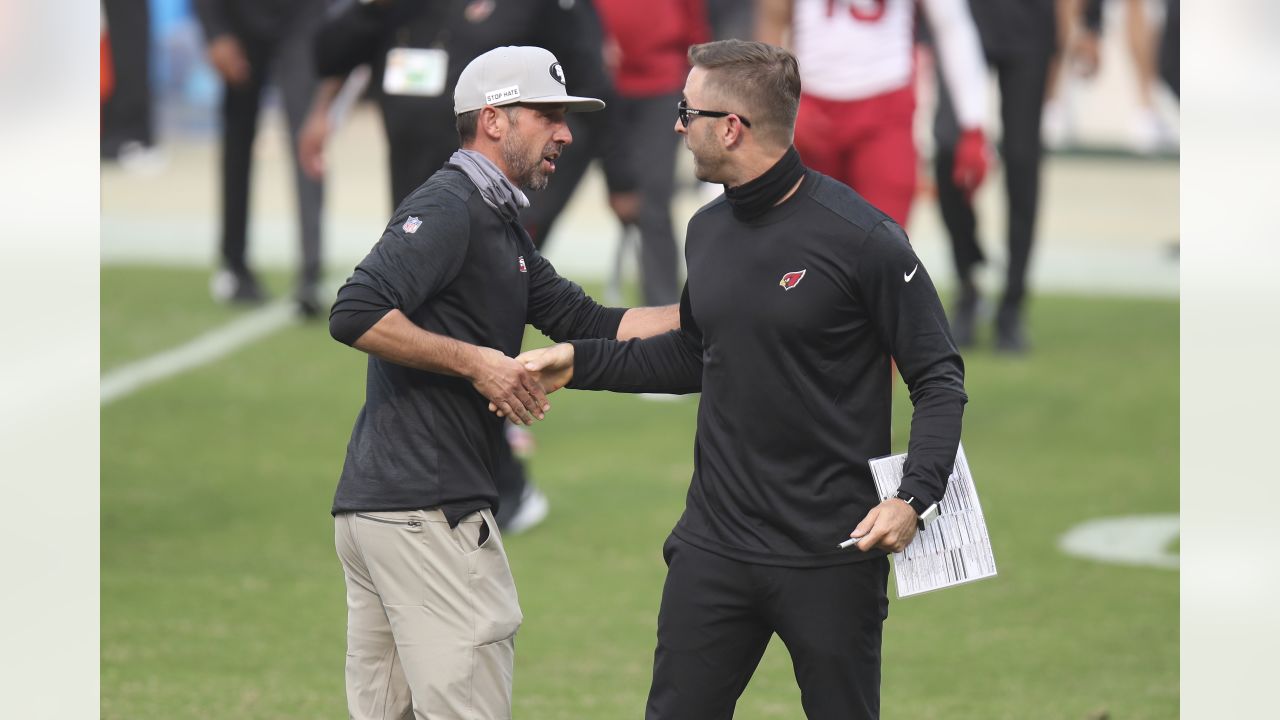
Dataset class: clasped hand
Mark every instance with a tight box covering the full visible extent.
[485,343,575,422]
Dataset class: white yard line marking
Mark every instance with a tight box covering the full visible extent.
[101,301,298,406]
[1058,514,1180,570]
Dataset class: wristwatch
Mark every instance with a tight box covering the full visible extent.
[894,490,940,530]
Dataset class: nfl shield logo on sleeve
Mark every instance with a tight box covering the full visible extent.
[402,216,422,233]
[518,256,527,272]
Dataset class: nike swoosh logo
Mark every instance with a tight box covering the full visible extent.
[904,264,919,282]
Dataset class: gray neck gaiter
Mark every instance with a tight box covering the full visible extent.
[449,148,530,222]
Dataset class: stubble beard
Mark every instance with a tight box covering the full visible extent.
[502,134,555,192]
[688,125,725,184]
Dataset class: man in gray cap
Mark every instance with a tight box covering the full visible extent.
[326,46,677,719]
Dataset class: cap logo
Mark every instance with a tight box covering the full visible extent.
[485,85,520,105]
[549,62,566,86]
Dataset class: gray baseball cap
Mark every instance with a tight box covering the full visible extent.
[453,46,606,115]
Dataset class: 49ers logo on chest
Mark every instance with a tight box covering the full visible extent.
[779,269,807,290]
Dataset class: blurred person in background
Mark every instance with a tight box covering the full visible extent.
[594,0,711,306]
[196,0,327,316]
[1040,0,1087,149]
[1106,0,1175,152]
[300,0,639,534]
[758,0,990,227]
[933,0,1061,353]
[102,0,163,171]
[1044,0,1177,152]
[326,46,677,718]
[1156,0,1177,97]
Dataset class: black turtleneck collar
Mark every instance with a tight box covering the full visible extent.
[723,145,807,222]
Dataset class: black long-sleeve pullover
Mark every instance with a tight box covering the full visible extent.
[569,170,967,567]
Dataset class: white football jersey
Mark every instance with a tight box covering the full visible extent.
[793,0,987,128]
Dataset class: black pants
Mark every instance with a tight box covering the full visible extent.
[1160,0,1179,98]
[646,536,890,720]
[611,92,682,305]
[934,48,1051,313]
[101,0,153,156]
[219,15,324,288]
[382,97,457,207]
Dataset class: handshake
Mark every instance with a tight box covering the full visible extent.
[471,343,576,425]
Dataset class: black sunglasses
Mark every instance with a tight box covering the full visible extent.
[677,99,752,128]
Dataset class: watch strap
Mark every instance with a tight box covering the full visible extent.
[894,490,940,530]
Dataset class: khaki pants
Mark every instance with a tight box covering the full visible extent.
[335,508,523,720]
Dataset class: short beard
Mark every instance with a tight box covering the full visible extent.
[689,124,725,184]
[501,132,554,192]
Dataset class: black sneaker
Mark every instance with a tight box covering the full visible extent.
[994,304,1029,355]
[501,485,549,535]
[295,284,324,319]
[210,268,266,304]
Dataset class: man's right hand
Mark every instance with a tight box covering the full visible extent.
[469,346,550,426]
[208,35,250,87]
[484,344,575,419]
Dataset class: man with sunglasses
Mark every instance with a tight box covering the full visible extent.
[515,40,968,718]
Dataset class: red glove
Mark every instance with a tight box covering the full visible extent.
[952,128,988,202]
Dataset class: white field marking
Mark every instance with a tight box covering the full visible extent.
[1058,514,1179,570]
[101,300,299,406]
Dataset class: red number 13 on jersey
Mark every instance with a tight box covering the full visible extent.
[826,0,888,21]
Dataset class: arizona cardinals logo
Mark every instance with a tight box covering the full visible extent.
[779,269,807,290]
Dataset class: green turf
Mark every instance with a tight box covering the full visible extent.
[101,265,1178,719]
[100,265,295,372]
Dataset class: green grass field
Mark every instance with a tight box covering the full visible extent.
[101,265,1178,719]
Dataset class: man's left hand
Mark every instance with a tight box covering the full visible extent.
[848,498,919,553]
[298,109,330,180]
